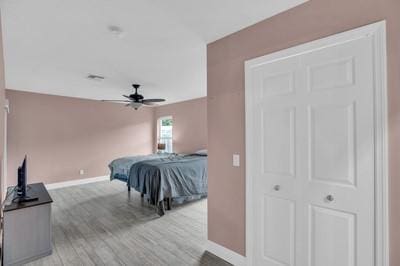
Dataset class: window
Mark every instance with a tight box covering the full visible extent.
[158,116,173,153]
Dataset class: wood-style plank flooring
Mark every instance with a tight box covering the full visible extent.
[25,181,231,266]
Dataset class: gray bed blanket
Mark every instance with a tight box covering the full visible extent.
[129,154,208,214]
[109,154,168,181]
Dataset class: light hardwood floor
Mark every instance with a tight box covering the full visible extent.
[25,181,231,266]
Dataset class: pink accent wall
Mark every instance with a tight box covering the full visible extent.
[207,0,400,264]
[6,90,155,185]
[155,97,207,154]
[5,90,207,186]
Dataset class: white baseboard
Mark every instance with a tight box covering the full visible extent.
[45,176,109,190]
[206,240,246,266]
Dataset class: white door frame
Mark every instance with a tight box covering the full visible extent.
[245,21,389,266]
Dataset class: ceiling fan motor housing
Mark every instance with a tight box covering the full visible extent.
[130,84,144,101]
[130,93,144,101]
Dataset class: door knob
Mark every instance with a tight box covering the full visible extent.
[326,195,334,202]
[273,185,281,191]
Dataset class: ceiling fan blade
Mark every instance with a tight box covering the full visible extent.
[142,99,165,103]
[123,95,132,99]
[142,101,157,106]
[102,100,131,103]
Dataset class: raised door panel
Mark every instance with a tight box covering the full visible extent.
[308,103,356,186]
[309,206,356,266]
[262,71,295,98]
[262,196,295,266]
[308,57,355,92]
[262,107,296,178]
[250,56,299,101]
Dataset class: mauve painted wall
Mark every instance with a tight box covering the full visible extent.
[155,97,207,154]
[207,0,400,263]
[5,90,207,186]
[6,90,155,185]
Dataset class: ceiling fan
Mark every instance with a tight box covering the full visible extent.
[102,84,165,110]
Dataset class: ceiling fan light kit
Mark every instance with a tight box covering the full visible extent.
[129,101,143,110]
[102,84,165,110]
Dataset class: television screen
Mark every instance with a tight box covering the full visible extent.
[13,155,38,203]
[17,155,27,197]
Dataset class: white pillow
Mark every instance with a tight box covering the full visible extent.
[195,149,208,155]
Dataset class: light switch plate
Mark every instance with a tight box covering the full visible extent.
[233,154,240,167]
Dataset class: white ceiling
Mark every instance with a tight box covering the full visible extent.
[0,0,306,104]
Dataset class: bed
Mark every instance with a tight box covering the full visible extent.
[109,152,207,215]
[109,153,168,184]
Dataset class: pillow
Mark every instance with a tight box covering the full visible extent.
[194,149,208,155]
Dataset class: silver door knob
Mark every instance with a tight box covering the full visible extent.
[326,195,334,202]
[273,185,281,191]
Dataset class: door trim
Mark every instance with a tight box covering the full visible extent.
[245,21,388,266]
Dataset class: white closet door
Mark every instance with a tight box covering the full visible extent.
[247,35,375,266]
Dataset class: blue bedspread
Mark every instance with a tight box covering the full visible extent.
[129,154,208,206]
[109,154,167,182]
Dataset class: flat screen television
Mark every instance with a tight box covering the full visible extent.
[16,155,27,197]
[13,155,38,203]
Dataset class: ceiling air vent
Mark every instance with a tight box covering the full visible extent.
[87,74,105,81]
[108,25,124,38]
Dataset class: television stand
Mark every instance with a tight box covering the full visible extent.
[12,185,39,203]
[2,183,53,265]
[11,195,38,203]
